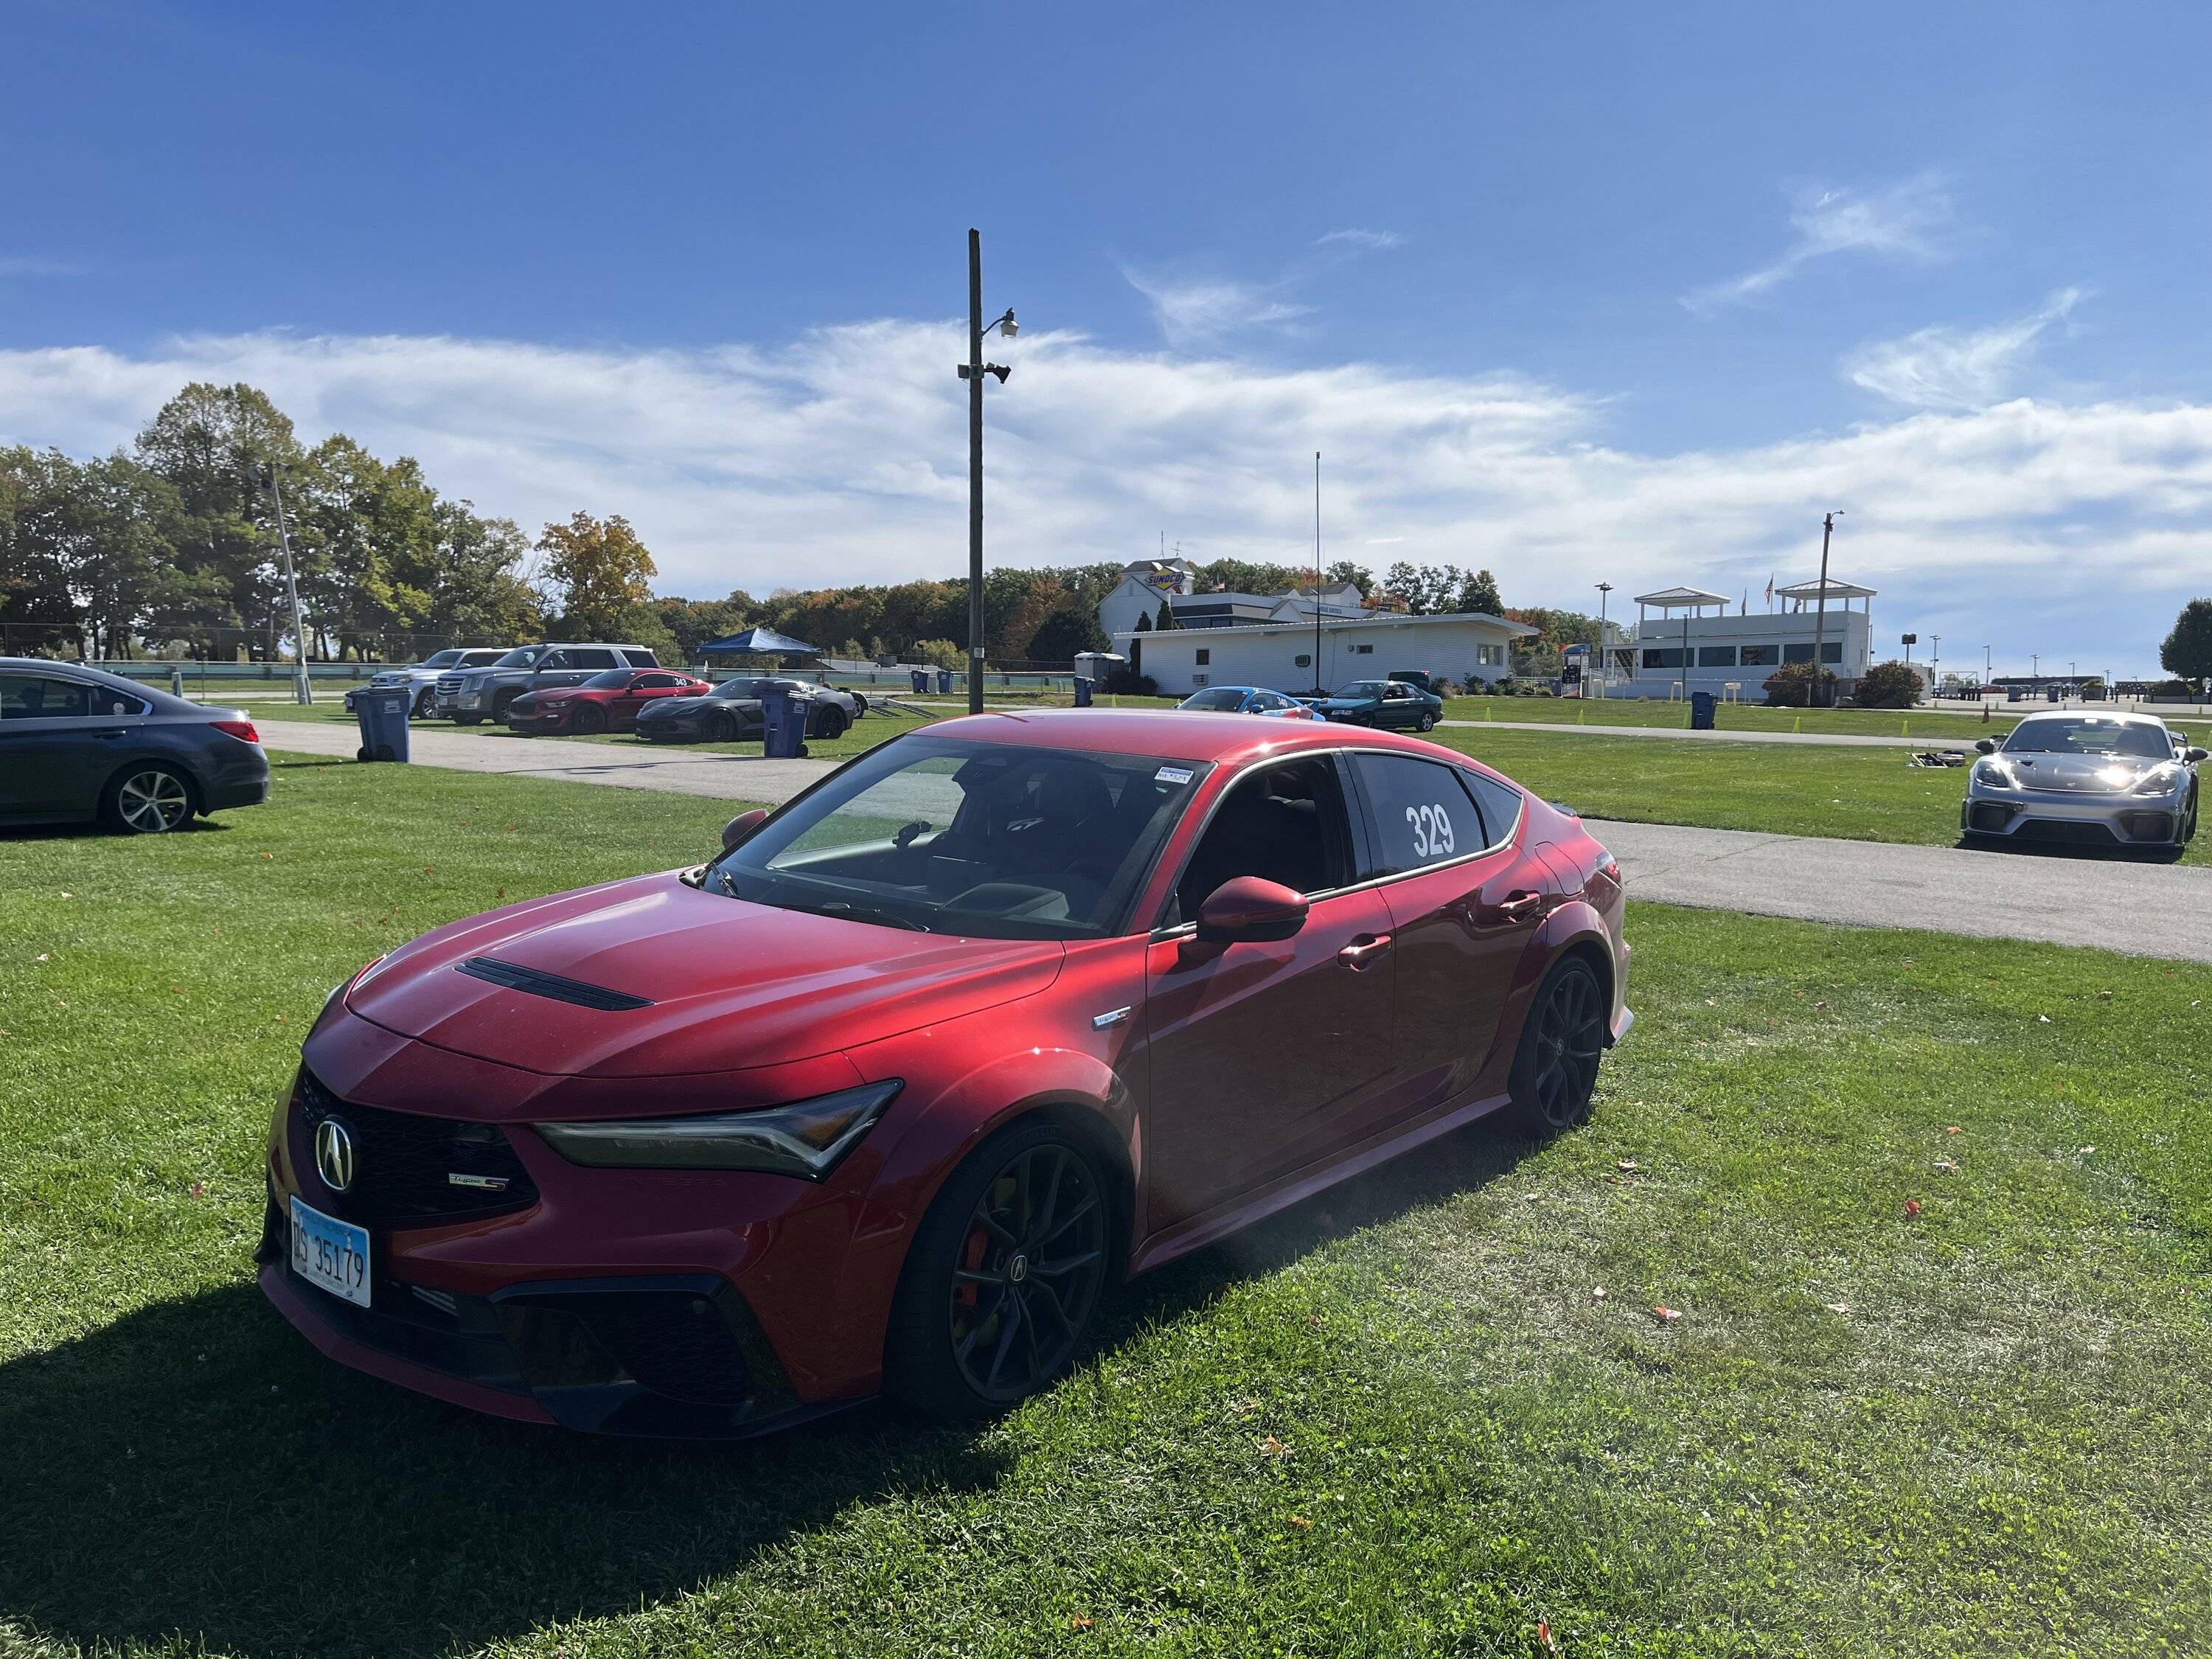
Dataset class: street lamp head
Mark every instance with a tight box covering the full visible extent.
[995,308,1018,339]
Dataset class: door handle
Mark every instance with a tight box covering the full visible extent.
[94,728,129,740]
[1338,933,1393,969]
[1495,891,1543,921]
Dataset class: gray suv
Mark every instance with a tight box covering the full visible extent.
[434,643,664,725]
[345,647,510,717]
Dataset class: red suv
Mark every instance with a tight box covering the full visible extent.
[261,712,1630,1436]
[504,669,713,734]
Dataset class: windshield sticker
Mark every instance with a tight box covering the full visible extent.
[1155,765,1194,785]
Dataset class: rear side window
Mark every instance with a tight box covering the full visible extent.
[621,648,661,667]
[1350,755,1519,877]
[567,649,619,669]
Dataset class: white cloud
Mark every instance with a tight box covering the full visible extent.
[1121,271,1310,347]
[1,324,2209,663]
[1316,229,1403,251]
[0,254,85,279]
[1845,288,2082,411]
[1687,174,1956,311]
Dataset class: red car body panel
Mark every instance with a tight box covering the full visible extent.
[505,672,711,734]
[263,711,1630,1431]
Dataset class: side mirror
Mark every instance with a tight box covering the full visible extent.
[1195,876,1309,945]
[1974,737,1999,755]
[2187,747,2209,765]
[720,807,769,852]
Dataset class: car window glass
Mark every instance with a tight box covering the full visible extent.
[621,649,659,667]
[568,649,619,669]
[2001,718,2171,759]
[634,673,681,689]
[0,674,94,719]
[1173,756,1354,921]
[1349,753,1485,879]
[1458,769,1524,849]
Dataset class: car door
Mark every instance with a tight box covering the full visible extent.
[1379,684,1416,728]
[1141,754,1397,1229]
[621,672,686,723]
[1345,751,1546,1117]
[0,672,125,820]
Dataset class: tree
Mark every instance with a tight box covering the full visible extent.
[1854,659,1924,709]
[1458,568,1504,615]
[1762,660,1837,707]
[1133,611,1152,633]
[536,512,657,641]
[2161,599,2212,692]
[1154,599,1179,630]
[1324,560,1374,594]
[1198,557,1304,596]
[1027,605,1110,664]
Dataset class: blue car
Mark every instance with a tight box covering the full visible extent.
[1301,678,1444,731]
[1175,686,1321,720]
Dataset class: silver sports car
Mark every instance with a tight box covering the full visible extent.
[1962,709,2205,849]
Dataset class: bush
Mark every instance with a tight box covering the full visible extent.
[1762,660,1838,707]
[1853,658,1924,709]
[1101,668,1158,697]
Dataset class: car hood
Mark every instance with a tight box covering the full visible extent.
[342,872,1063,1077]
[2005,753,2171,793]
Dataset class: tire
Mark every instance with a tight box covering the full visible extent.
[1508,956,1608,1135]
[571,703,608,734]
[1416,711,1438,732]
[491,692,519,723]
[100,762,197,835]
[885,1119,1111,1420]
[709,710,740,742]
[411,689,435,717]
[852,693,869,716]
[813,706,849,741]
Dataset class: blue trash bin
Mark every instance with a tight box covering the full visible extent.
[910,669,929,693]
[1689,691,1716,730]
[936,669,955,695]
[758,684,810,759]
[354,687,411,762]
[1073,677,1094,708]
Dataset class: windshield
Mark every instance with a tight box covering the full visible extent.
[1181,688,1247,711]
[712,678,774,699]
[710,737,1208,939]
[490,647,541,669]
[1335,681,1387,699]
[421,650,462,668]
[580,669,636,689]
[2002,718,2172,759]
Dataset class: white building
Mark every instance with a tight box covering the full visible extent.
[1113,610,1534,697]
[1096,559,1201,638]
[1616,580,1875,699]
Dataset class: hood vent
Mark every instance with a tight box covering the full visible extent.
[456,956,654,1011]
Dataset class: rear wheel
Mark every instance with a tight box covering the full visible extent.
[1509,956,1607,1134]
[1416,711,1438,732]
[886,1121,1110,1419]
[813,706,849,741]
[101,763,197,835]
[571,703,608,734]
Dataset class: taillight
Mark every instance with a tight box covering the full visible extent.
[212,719,261,744]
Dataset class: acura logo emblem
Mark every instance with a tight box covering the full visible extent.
[314,1119,357,1192]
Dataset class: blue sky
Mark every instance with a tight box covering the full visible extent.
[5,1,2211,675]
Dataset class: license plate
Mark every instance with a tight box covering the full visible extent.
[290,1196,371,1308]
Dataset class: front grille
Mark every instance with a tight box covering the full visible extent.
[1968,801,2017,832]
[2014,819,2124,847]
[434,675,465,696]
[2121,810,2176,842]
[294,1070,538,1227]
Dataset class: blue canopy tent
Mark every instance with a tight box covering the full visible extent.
[694,627,823,667]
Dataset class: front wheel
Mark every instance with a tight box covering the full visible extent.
[709,710,740,743]
[571,703,608,734]
[101,763,196,835]
[886,1121,1110,1419]
[1509,956,1608,1135]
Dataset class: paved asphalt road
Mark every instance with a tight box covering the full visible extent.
[266,720,2212,961]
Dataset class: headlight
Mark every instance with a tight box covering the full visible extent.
[534,1080,901,1180]
[1973,760,2017,790]
[2132,765,2184,796]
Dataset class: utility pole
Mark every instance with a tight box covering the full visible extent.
[1312,452,1324,697]
[1811,510,1842,708]
[257,461,313,706]
[957,229,1016,716]
[1595,581,1613,700]
[1931,634,1939,695]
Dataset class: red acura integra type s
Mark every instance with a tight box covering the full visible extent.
[262,710,1630,1436]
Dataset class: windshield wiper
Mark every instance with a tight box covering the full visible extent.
[787,897,931,932]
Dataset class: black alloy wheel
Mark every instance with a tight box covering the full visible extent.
[813,706,849,741]
[101,764,195,834]
[1510,956,1607,1133]
[491,691,519,723]
[709,709,740,742]
[887,1121,1110,1417]
[571,703,608,734]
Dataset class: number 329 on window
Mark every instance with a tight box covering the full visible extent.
[1404,802,1455,860]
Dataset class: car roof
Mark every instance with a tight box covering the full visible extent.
[918,707,1463,767]
[2014,708,2166,726]
[0,656,200,713]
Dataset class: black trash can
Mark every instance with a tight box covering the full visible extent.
[936,669,955,695]
[355,687,412,762]
[1689,691,1717,731]
[758,685,810,759]
[910,669,930,693]
[1073,677,1094,707]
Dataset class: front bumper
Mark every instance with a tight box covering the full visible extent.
[1961,789,2186,846]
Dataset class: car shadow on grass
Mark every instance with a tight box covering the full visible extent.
[0,1114,1543,1658]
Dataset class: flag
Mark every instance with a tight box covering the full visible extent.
[1764,573,1774,609]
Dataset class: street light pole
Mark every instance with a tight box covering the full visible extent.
[1811,510,1842,708]
[257,461,313,706]
[958,229,1017,717]
[1595,581,1613,700]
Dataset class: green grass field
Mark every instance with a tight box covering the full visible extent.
[1428,728,2212,867]
[4,757,2211,1655]
[1444,695,2212,745]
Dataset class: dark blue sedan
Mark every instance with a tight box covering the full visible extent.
[0,659,270,833]
[1301,678,1444,731]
